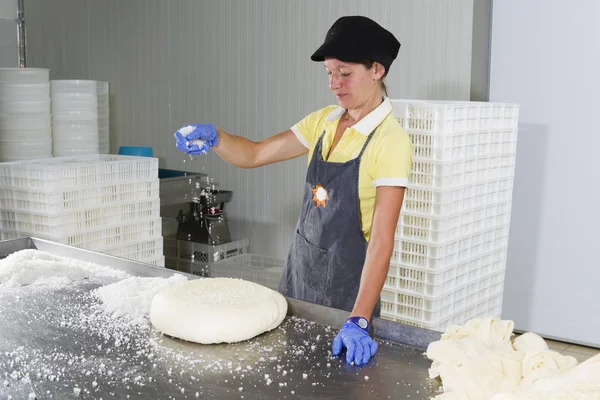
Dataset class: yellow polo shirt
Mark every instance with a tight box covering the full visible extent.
[291,97,413,240]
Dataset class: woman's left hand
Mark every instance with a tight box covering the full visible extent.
[332,320,378,365]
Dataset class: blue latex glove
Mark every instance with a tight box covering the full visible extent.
[173,124,219,155]
[332,319,379,366]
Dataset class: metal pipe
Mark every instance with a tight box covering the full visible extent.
[16,0,25,67]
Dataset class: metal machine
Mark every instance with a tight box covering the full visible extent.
[159,169,246,275]
[175,188,232,245]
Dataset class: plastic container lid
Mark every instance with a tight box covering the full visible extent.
[0,68,50,84]
[118,146,153,157]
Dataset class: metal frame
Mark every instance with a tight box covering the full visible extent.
[16,0,25,67]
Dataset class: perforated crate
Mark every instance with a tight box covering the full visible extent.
[0,180,160,214]
[469,226,510,256]
[384,246,507,297]
[409,158,467,189]
[380,271,504,324]
[396,209,475,242]
[381,292,504,331]
[0,199,161,236]
[391,99,519,134]
[0,155,158,191]
[101,238,164,260]
[390,234,475,270]
[1,217,162,250]
[393,100,476,134]
[401,178,514,217]
[385,98,518,331]
[209,253,285,290]
[404,129,518,163]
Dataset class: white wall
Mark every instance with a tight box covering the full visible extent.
[0,0,18,67]
[0,0,16,20]
[0,20,17,67]
[23,0,477,260]
[491,0,600,346]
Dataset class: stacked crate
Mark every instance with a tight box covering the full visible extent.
[381,100,519,331]
[0,155,164,267]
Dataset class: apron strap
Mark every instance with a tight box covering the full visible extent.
[357,126,379,160]
[315,130,327,149]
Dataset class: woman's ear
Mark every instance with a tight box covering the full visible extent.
[373,62,386,80]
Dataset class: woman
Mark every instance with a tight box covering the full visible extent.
[174,16,413,366]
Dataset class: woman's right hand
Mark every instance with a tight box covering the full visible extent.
[173,124,219,155]
[174,125,307,168]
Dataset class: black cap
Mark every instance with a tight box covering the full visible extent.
[311,16,401,74]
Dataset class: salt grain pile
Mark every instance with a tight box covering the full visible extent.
[0,249,129,287]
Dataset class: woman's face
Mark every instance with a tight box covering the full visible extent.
[324,58,384,110]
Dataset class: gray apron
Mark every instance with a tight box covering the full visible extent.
[278,126,381,317]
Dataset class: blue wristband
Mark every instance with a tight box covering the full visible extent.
[346,316,369,332]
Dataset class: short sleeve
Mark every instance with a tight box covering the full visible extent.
[372,131,413,187]
[291,106,336,149]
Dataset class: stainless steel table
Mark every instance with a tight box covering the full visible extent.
[0,238,442,399]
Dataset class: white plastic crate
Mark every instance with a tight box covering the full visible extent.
[101,237,164,260]
[210,253,284,290]
[1,217,162,250]
[390,234,475,270]
[409,158,466,189]
[469,225,510,257]
[384,246,507,297]
[381,292,504,331]
[380,271,504,323]
[0,155,158,191]
[0,199,161,235]
[397,209,474,242]
[406,129,518,161]
[0,229,20,241]
[391,100,519,134]
[401,177,514,216]
[409,155,516,190]
[0,179,159,214]
[397,205,511,243]
[384,98,518,331]
[391,224,509,272]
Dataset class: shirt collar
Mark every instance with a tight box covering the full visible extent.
[325,97,393,136]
